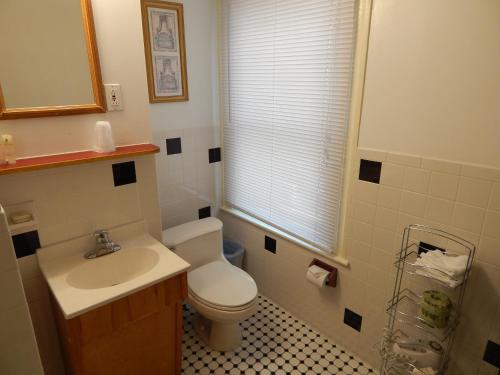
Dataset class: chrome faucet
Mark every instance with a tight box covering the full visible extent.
[85,230,121,259]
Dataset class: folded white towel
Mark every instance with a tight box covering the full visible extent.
[412,250,468,288]
[414,268,462,288]
[414,250,468,278]
[412,368,437,375]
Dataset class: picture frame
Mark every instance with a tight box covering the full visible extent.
[141,0,189,103]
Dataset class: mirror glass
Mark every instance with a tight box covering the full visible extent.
[0,0,104,117]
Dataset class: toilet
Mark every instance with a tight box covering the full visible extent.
[162,218,258,351]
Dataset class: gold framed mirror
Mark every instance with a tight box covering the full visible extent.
[0,0,106,119]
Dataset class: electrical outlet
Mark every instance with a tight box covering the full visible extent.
[104,84,123,111]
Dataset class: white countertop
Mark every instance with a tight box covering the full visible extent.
[37,221,190,319]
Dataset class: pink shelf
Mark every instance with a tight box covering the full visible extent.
[0,144,160,176]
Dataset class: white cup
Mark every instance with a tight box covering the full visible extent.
[94,121,116,153]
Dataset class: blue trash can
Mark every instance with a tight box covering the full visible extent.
[223,239,245,268]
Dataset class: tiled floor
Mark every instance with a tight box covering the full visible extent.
[182,295,375,374]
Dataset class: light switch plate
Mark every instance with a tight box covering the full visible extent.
[104,84,123,111]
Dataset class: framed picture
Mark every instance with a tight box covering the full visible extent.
[141,1,188,102]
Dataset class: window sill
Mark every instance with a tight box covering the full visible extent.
[220,206,349,268]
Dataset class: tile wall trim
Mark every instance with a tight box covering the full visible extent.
[359,147,500,181]
[356,147,500,262]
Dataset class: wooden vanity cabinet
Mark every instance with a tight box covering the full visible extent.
[53,273,187,375]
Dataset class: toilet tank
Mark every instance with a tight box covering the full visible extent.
[162,218,224,270]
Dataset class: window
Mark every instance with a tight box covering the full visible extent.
[221,0,358,252]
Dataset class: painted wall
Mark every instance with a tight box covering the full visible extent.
[0,156,161,374]
[150,0,221,230]
[358,0,500,168]
[0,0,152,158]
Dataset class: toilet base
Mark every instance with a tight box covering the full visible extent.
[193,313,242,352]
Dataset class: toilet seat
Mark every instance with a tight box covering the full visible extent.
[189,292,256,312]
[188,260,258,310]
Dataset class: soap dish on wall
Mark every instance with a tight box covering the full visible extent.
[3,201,38,236]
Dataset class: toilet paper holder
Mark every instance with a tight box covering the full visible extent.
[309,258,338,287]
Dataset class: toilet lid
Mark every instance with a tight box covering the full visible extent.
[188,261,258,308]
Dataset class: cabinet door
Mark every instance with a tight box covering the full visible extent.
[55,273,187,375]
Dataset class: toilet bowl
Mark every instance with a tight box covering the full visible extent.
[162,218,258,351]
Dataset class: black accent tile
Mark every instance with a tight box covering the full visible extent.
[208,147,221,164]
[112,161,136,186]
[418,241,446,255]
[166,137,182,155]
[12,231,41,258]
[344,308,362,332]
[484,340,500,368]
[198,206,211,219]
[264,236,276,254]
[359,159,382,184]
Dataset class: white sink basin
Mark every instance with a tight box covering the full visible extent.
[66,247,159,289]
[37,221,190,319]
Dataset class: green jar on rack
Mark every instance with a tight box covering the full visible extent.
[419,290,452,329]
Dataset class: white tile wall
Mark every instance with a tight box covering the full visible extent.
[155,126,221,229]
[380,162,405,188]
[421,158,462,175]
[0,207,44,375]
[0,155,161,375]
[387,152,422,168]
[452,203,485,234]
[400,191,427,217]
[457,177,492,208]
[378,185,402,210]
[426,197,455,225]
[220,148,500,375]
[428,172,460,200]
[483,211,500,240]
[403,166,430,194]
[489,184,500,211]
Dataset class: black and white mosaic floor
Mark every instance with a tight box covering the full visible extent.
[182,295,375,374]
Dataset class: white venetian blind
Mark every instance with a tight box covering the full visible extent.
[221,0,357,252]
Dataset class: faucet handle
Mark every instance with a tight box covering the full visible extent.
[94,229,110,242]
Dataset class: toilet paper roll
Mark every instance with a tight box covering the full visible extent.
[94,121,116,153]
[306,265,329,288]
